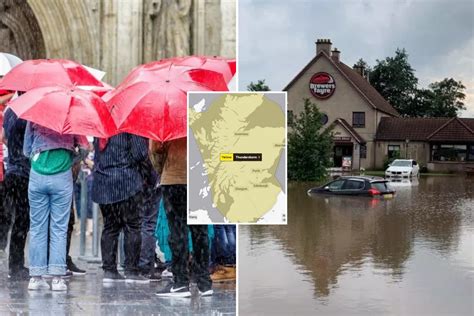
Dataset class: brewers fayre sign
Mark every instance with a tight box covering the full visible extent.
[309,72,336,99]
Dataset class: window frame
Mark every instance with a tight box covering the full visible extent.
[387,145,401,159]
[352,112,366,128]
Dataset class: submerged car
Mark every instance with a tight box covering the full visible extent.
[385,159,419,178]
[307,176,395,199]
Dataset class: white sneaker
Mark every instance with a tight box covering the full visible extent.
[28,277,50,290]
[51,277,67,291]
[161,268,173,278]
[199,289,214,297]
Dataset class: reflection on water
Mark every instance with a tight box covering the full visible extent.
[239,176,474,315]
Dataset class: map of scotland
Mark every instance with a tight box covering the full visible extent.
[188,92,287,224]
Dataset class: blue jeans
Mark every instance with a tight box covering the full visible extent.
[28,169,73,276]
[73,172,93,218]
[212,225,236,266]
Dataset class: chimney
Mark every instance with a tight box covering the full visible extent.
[353,64,365,77]
[331,48,340,62]
[316,38,332,55]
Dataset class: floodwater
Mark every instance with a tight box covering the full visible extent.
[239,176,474,315]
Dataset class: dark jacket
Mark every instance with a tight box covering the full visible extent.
[3,108,30,179]
[91,133,153,204]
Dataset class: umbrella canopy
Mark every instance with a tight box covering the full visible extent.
[8,86,117,138]
[105,62,228,142]
[0,53,22,76]
[0,59,105,92]
[123,56,235,85]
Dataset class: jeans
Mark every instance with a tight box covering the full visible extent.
[4,174,30,272]
[100,192,142,273]
[73,172,93,218]
[28,169,73,276]
[212,225,236,266]
[139,187,160,273]
[162,185,212,290]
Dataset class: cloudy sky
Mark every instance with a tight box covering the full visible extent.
[238,0,474,117]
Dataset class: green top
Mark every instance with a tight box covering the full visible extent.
[31,148,73,175]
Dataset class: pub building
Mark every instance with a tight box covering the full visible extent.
[285,39,474,172]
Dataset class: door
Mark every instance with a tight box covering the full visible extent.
[334,144,353,167]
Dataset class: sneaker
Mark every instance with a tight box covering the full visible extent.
[63,271,73,279]
[8,267,30,281]
[198,288,214,297]
[51,277,67,291]
[155,283,191,298]
[67,261,86,275]
[161,268,173,278]
[141,271,162,282]
[124,273,150,284]
[103,270,125,283]
[28,277,50,290]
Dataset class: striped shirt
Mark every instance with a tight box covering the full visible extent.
[91,133,150,205]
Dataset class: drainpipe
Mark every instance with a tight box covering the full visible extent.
[373,112,378,169]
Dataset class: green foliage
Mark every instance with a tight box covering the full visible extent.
[425,78,466,117]
[288,98,333,181]
[370,48,418,115]
[247,79,270,91]
[383,151,401,170]
[367,49,466,117]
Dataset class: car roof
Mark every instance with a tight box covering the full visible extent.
[335,175,387,182]
[392,159,414,161]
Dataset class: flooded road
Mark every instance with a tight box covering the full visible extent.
[239,176,474,315]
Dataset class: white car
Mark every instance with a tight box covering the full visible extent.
[385,159,420,178]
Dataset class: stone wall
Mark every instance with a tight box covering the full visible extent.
[0,0,236,85]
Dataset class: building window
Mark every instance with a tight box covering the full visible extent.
[352,112,365,128]
[360,145,367,159]
[469,145,474,161]
[288,110,294,127]
[431,144,468,162]
[388,145,400,159]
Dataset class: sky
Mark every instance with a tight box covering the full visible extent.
[238,0,474,117]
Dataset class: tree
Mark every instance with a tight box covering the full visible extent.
[288,98,333,181]
[425,78,466,117]
[247,79,270,91]
[370,48,418,115]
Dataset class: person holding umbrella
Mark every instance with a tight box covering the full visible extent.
[3,101,31,281]
[0,52,22,256]
[154,138,213,298]
[4,83,114,291]
[91,133,153,284]
[0,90,14,254]
[23,122,88,291]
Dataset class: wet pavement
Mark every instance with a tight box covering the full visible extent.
[239,176,474,315]
[0,240,236,315]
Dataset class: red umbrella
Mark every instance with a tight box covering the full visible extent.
[0,59,105,91]
[8,86,117,138]
[105,63,228,142]
[154,56,236,83]
[114,56,236,92]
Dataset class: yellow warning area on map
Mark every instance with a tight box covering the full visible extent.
[220,153,233,161]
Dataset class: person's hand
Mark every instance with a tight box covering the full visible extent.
[85,158,94,169]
